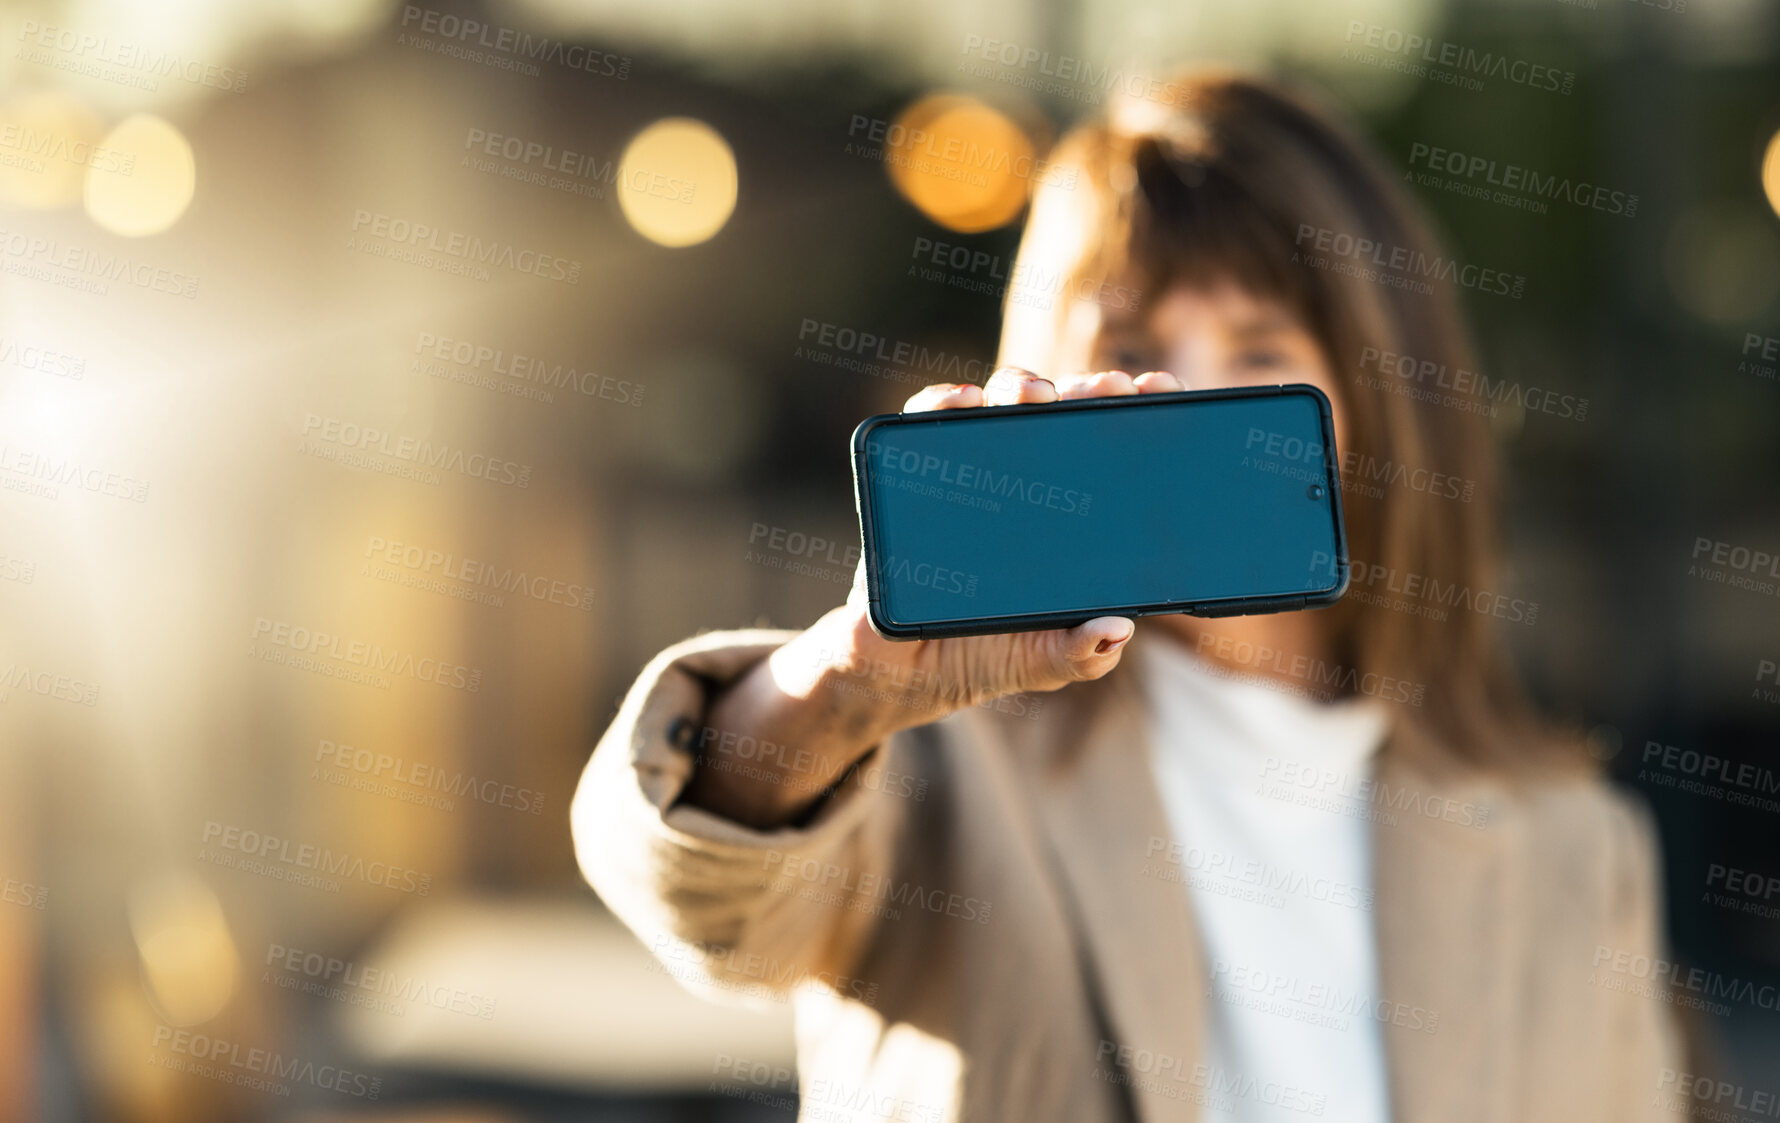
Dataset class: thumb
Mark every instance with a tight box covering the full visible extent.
[1033,616,1135,689]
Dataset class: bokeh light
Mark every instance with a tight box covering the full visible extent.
[127,873,240,1027]
[1763,126,1780,219]
[83,113,196,237]
[0,90,107,209]
[616,117,737,248]
[884,94,1035,233]
[1663,202,1780,325]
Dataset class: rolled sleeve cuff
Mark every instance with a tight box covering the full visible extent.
[575,627,891,923]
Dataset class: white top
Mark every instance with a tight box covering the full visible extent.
[1137,635,1393,1123]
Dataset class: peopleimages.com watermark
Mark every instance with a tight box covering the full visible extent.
[744,521,859,586]
[1404,141,1639,218]
[865,435,1094,517]
[843,112,1076,191]
[200,818,432,896]
[1740,332,1777,384]
[347,209,581,285]
[0,335,86,380]
[906,235,1141,314]
[1338,22,1576,97]
[1252,758,1398,829]
[313,736,545,815]
[396,5,629,81]
[0,227,198,298]
[1194,632,1427,707]
[0,551,34,584]
[1,877,47,910]
[148,1026,380,1101]
[460,126,695,205]
[299,413,533,490]
[1242,426,1477,505]
[362,534,594,611]
[956,35,1188,108]
[690,722,928,804]
[1210,957,1439,1035]
[1093,1038,1328,1116]
[1329,552,1540,626]
[1652,1070,1780,1122]
[1142,835,1374,912]
[1757,658,1780,707]
[759,851,992,925]
[1250,756,1494,831]
[1687,536,1780,599]
[0,121,135,176]
[710,1053,946,1123]
[262,942,497,1020]
[0,661,99,708]
[248,615,483,692]
[804,646,1046,721]
[16,21,247,94]
[1355,346,1587,423]
[794,317,992,387]
[1292,222,1526,301]
[1590,943,1773,1019]
[1699,862,1780,922]
[646,931,880,1005]
[412,330,643,407]
[199,820,433,896]
[1638,738,1780,818]
[0,441,150,504]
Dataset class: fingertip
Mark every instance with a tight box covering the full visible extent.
[904,382,984,412]
[1093,615,1135,641]
[1096,370,1138,395]
[1054,373,1094,400]
[984,368,1060,406]
[1074,616,1134,655]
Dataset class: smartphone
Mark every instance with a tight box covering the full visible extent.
[850,383,1348,640]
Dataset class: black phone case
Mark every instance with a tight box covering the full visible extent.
[849,383,1351,640]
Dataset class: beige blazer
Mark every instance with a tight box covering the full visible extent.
[573,628,1681,1123]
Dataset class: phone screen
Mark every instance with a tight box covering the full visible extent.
[856,387,1344,634]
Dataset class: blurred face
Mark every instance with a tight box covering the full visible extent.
[1058,280,1350,452]
[1047,278,1350,664]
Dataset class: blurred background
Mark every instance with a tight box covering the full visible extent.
[0,0,1777,1118]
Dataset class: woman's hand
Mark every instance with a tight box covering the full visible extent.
[835,365,1190,701]
[683,366,1184,829]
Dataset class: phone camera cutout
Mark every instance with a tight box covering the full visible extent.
[1307,484,1325,501]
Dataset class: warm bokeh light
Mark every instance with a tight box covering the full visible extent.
[0,90,108,209]
[616,117,738,248]
[128,873,240,1026]
[884,94,1035,233]
[83,113,196,237]
[1763,126,1780,219]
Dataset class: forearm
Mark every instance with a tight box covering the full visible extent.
[681,605,922,829]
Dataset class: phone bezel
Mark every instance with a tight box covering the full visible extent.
[849,382,1351,640]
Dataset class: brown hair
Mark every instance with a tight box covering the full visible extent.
[1000,71,1580,772]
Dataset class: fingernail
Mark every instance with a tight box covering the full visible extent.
[1095,635,1130,655]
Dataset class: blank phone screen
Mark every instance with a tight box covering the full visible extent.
[858,390,1344,629]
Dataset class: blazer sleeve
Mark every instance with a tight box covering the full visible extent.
[571,627,911,1006]
[1603,790,1684,1119]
